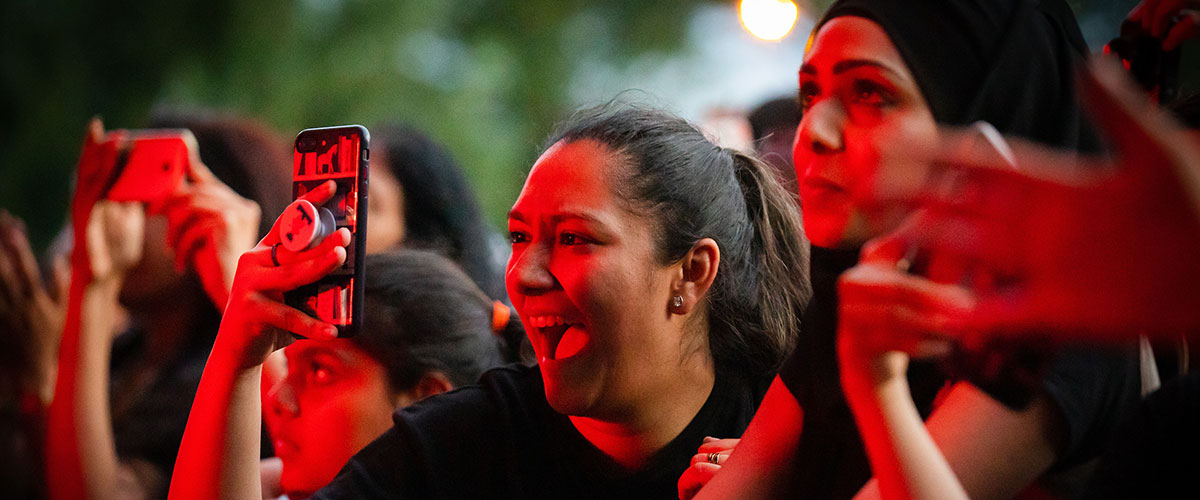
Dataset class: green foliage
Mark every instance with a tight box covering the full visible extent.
[0,0,716,251]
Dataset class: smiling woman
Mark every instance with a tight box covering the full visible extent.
[166,104,812,500]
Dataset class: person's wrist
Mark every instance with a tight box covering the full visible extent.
[211,315,273,374]
[840,348,908,391]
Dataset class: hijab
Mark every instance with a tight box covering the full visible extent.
[817,0,1100,152]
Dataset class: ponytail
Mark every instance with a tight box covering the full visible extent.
[728,151,811,371]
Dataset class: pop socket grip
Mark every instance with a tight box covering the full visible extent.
[279,199,336,252]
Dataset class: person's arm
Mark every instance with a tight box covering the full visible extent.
[169,180,347,500]
[44,121,150,500]
[835,261,972,500]
[850,383,1060,500]
[686,376,803,500]
[45,199,147,500]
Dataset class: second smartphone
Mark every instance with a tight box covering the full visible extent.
[283,125,369,336]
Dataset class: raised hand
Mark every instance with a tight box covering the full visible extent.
[215,179,347,371]
[161,154,262,310]
[678,437,741,500]
[903,57,1200,342]
[0,211,66,402]
[1128,0,1200,50]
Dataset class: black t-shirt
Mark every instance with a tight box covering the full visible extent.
[1082,372,1200,498]
[778,247,1141,500]
[109,316,219,499]
[313,364,767,500]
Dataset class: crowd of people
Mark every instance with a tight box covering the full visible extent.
[2,0,1199,499]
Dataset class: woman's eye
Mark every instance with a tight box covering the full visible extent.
[509,231,529,245]
[850,80,893,107]
[798,83,819,111]
[308,362,334,385]
[558,233,580,246]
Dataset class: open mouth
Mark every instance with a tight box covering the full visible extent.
[528,315,589,361]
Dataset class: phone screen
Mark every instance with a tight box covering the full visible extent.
[284,126,369,334]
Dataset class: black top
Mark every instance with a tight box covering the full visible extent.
[313,364,768,500]
[109,313,220,500]
[1082,372,1200,499]
[779,247,1141,500]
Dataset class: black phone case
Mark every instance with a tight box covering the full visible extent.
[283,125,369,337]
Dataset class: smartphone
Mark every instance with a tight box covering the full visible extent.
[105,130,192,211]
[283,125,369,336]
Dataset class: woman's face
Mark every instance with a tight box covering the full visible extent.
[264,339,397,497]
[365,163,405,254]
[506,139,687,420]
[793,16,938,249]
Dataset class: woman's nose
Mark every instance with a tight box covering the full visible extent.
[508,243,556,296]
[797,100,846,155]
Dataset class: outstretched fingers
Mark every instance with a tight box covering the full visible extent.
[248,291,338,340]
[242,234,348,293]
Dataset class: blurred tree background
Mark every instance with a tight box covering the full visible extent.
[1,0,723,252]
[0,0,1186,254]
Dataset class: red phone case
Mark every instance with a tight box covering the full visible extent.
[106,134,190,208]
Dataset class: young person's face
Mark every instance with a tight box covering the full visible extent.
[265,339,397,498]
[794,16,938,249]
[506,139,687,420]
[365,164,405,254]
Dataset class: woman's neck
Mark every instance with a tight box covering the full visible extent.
[569,355,715,469]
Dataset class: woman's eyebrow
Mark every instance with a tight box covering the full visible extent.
[832,59,904,80]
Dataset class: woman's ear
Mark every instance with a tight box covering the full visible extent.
[392,371,455,407]
[671,237,720,315]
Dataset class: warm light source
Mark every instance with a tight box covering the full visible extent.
[739,0,799,41]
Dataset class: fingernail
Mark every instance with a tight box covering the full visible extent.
[703,436,716,442]
[324,325,339,339]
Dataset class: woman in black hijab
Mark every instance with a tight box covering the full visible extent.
[682,2,1139,500]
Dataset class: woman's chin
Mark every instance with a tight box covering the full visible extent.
[804,211,871,250]
[540,365,598,417]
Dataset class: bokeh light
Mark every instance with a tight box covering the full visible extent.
[739,0,799,41]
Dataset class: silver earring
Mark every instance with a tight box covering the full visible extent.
[672,295,683,308]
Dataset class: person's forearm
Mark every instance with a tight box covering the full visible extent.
[169,336,264,500]
[843,366,968,500]
[45,273,123,500]
[693,377,803,500]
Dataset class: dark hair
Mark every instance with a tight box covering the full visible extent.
[146,108,291,237]
[1167,92,1200,130]
[371,123,507,302]
[358,249,517,392]
[748,96,800,142]
[546,105,813,377]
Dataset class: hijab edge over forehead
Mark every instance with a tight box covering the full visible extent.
[815,0,1099,152]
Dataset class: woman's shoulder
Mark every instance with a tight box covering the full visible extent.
[313,364,553,500]
[395,363,546,433]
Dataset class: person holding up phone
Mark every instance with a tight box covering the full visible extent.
[45,113,287,500]
[170,105,812,500]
